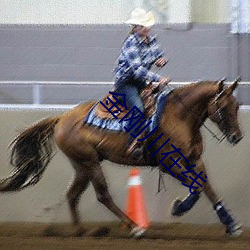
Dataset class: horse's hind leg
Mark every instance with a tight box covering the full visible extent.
[66,160,90,233]
[90,164,145,237]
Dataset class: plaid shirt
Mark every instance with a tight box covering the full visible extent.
[114,33,164,87]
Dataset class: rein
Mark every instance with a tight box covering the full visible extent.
[157,83,227,193]
[211,93,228,142]
[164,83,227,143]
[149,47,228,143]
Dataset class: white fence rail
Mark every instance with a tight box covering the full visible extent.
[0,81,249,108]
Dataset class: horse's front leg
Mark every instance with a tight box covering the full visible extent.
[171,158,242,236]
[197,159,242,236]
[162,160,203,217]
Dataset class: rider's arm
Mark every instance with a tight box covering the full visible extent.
[123,38,161,82]
[151,36,164,61]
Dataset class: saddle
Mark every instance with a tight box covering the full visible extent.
[95,82,160,120]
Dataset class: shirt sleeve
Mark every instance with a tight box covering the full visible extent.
[152,37,164,60]
[123,39,161,82]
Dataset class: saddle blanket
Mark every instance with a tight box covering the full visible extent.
[83,88,172,133]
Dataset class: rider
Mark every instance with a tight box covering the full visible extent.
[113,8,169,156]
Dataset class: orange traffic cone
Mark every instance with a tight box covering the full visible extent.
[125,168,150,228]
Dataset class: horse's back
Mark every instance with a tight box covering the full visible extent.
[55,101,96,144]
[61,101,96,120]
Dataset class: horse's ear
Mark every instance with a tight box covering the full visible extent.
[226,77,240,96]
[217,77,226,94]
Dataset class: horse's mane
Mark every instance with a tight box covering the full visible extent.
[172,81,218,102]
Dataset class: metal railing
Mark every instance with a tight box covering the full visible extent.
[0,81,249,109]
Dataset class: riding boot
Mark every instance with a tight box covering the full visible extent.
[126,82,160,159]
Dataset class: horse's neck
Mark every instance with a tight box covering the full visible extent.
[177,83,218,128]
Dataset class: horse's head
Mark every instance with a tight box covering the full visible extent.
[208,78,243,145]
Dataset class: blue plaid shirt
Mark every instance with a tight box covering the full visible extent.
[114,33,164,88]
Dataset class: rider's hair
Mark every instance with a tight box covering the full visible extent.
[129,25,139,35]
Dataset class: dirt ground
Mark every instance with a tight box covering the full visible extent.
[0,222,249,250]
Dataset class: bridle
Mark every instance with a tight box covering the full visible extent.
[162,82,229,143]
[137,49,235,143]
[209,92,228,143]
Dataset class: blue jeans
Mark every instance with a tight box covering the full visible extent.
[117,84,144,113]
[115,78,145,112]
[115,79,146,144]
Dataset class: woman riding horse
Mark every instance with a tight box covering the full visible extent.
[114,8,169,156]
[0,78,243,238]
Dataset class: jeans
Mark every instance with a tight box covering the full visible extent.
[118,84,144,113]
[115,78,146,144]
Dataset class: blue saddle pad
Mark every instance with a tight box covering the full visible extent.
[83,88,173,133]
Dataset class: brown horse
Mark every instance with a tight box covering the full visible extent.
[0,79,243,237]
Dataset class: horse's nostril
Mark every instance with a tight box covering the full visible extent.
[236,135,243,143]
[231,134,243,144]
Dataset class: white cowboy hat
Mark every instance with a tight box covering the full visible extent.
[125,8,155,27]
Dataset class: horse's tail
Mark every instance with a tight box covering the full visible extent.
[0,116,60,192]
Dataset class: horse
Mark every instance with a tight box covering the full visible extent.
[0,79,243,237]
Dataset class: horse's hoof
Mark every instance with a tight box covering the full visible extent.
[87,226,110,237]
[42,226,57,237]
[72,227,86,237]
[171,199,185,217]
[226,223,243,237]
[130,226,146,239]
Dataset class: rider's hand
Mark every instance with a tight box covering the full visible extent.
[154,58,168,68]
[159,77,170,85]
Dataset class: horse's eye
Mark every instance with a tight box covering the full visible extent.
[219,106,225,111]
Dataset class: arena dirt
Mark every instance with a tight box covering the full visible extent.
[0,222,249,249]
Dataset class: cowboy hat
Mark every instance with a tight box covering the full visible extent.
[125,8,155,27]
